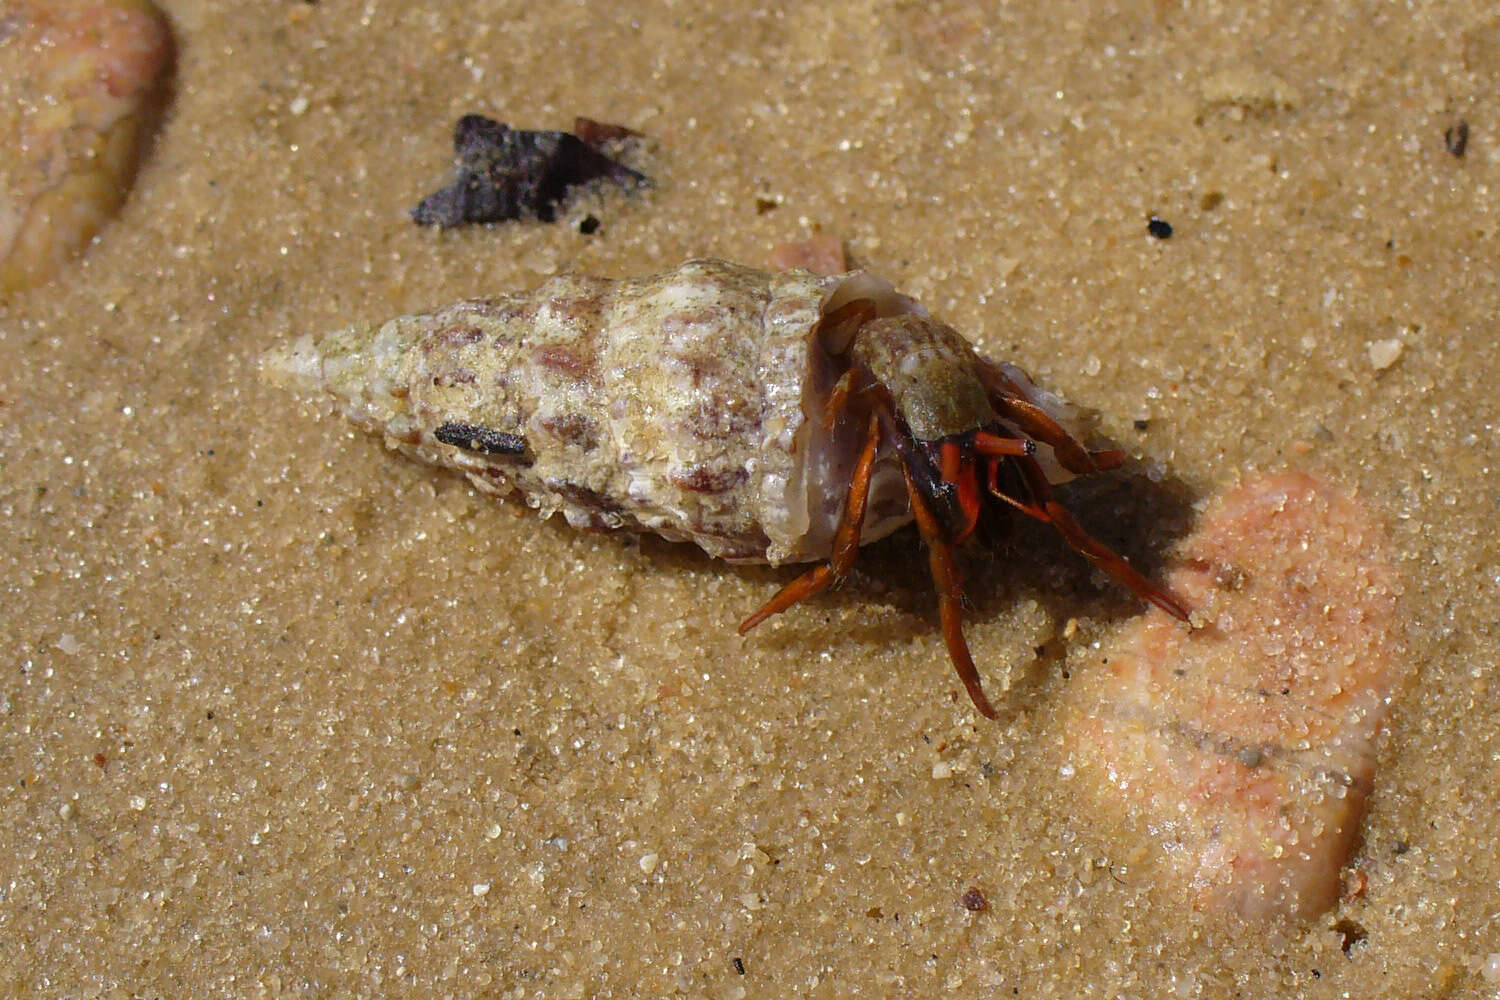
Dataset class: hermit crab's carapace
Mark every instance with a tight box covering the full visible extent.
[263,258,1190,718]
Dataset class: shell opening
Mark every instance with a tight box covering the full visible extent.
[820,271,927,322]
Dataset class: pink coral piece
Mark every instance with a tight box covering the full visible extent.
[1068,474,1404,920]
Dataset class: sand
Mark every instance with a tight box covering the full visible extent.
[2,1,1497,996]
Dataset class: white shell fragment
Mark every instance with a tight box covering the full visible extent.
[1367,337,1404,371]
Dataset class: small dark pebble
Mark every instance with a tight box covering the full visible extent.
[411,114,649,227]
[960,887,989,912]
[434,421,529,457]
[732,957,746,975]
[1334,918,1368,954]
[1147,216,1174,239]
[1445,119,1469,158]
[1134,418,1150,431]
[578,214,601,235]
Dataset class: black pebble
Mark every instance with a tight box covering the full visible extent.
[1445,120,1469,158]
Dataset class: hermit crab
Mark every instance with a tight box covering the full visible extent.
[265,258,1189,717]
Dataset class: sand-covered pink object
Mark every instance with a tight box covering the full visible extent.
[0,0,172,294]
[1067,474,1404,920]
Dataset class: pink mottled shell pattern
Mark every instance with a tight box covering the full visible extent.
[265,259,915,564]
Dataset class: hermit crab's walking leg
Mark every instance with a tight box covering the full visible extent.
[815,298,876,355]
[999,454,1192,622]
[902,462,999,719]
[976,360,1124,474]
[818,300,877,428]
[993,396,1124,474]
[738,411,883,635]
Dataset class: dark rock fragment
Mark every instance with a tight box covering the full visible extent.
[411,114,649,227]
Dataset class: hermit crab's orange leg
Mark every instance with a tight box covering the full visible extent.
[1085,447,1126,471]
[903,463,998,719]
[975,363,1121,474]
[975,360,1119,474]
[969,430,1035,459]
[983,456,1050,520]
[1003,456,1192,622]
[739,411,882,635]
[824,371,859,430]
[818,299,878,429]
[989,395,1122,474]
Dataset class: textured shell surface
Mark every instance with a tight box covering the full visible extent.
[264,258,918,564]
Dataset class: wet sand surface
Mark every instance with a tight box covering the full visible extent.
[3,2,1497,996]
